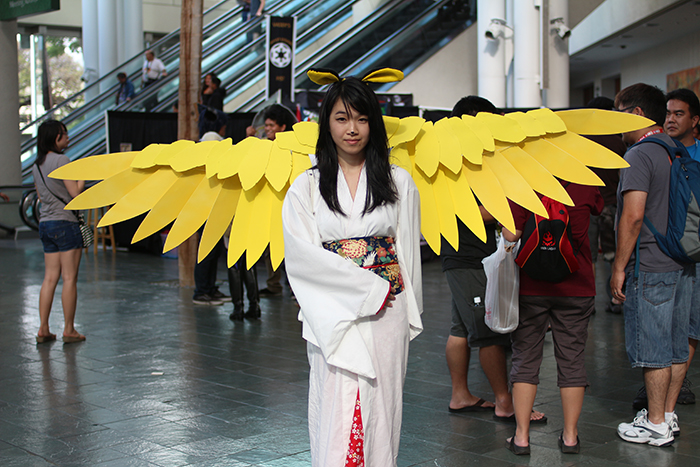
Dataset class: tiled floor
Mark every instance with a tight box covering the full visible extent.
[1,237,699,466]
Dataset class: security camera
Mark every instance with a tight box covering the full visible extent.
[550,17,571,39]
[485,18,507,40]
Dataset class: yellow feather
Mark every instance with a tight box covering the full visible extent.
[293,121,320,147]
[163,176,224,253]
[448,117,483,165]
[275,130,314,154]
[238,139,273,191]
[412,167,441,255]
[198,177,241,261]
[269,187,286,271]
[462,159,515,232]
[389,143,412,174]
[266,144,293,192]
[461,115,495,152]
[290,151,313,184]
[170,139,230,173]
[218,137,257,179]
[498,144,573,205]
[546,132,630,169]
[505,112,547,137]
[132,171,204,243]
[520,138,605,186]
[476,113,527,143]
[482,150,547,217]
[432,168,459,250]
[131,143,164,169]
[153,140,196,166]
[414,122,440,178]
[444,169,486,242]
[65,167,156,210]
[246,183,275,268]
[434,118,463,175]
[96,169,179,227]
[228,179,263,267]
[388,116,424,147]
[362,68,404,83]
[383,115,400,141]
[556,109,654,135]
[48,151,137,181]
[527,108,567,134]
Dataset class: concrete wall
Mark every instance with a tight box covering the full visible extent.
[390,24,478,110]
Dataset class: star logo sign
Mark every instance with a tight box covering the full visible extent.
[270,42,292,68]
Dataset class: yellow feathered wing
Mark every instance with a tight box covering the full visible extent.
[51,109,652,267]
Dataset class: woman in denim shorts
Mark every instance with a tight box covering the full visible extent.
[32,120,86,344]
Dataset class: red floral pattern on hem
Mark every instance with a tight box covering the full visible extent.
[345,389,364,467]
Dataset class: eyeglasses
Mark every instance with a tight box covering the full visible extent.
[615,105,636,113]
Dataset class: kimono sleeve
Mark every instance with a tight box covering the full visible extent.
[393,167,423,340]
[282,171,390,378]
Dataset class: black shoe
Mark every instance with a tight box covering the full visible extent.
[244,305,261,320]
[193,294,223,305]
[505,436,530,455]
[678,378,695,405]
[558,432,580,454]
[259,288,282,297]
[229,309,244,321]
[211,289,232,302]
[632,385,647,410]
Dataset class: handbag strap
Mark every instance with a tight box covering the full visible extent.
[36,162,80,222]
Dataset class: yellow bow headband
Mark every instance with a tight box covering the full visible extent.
[306,68,405,86]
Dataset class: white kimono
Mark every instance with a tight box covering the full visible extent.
[282,164,423,467]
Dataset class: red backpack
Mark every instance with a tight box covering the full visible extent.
[515,189,580,283]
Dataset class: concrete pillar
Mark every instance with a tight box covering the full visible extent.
[97,0,119,92]
[513,0,541,108]
[546,0,569,108]
[477,0,506,107]
[0,19,21,186]
[123,0,144,61]
[82,0,100,101]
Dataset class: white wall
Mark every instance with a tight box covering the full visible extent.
[390,25,478,110]
[619,28,700,90]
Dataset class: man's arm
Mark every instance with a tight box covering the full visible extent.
[610,190,647,301]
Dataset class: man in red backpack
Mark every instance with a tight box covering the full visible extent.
[503,182,601,454]
[612,84,693,447]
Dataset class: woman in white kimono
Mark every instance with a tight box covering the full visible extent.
[282,76,423,466]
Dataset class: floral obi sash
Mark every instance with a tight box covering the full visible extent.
[322,236,405,295]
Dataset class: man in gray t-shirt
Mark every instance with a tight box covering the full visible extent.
[612,83,692,447]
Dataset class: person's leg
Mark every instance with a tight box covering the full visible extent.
[446,335,485,409]
[689,339,697,367]
[560,387,584,446]
[59,248,83,338]
[38,252,61,338]
[665,363,687,413]
[510,382,537,447]
[645,367,672,424]
[478,345,511,411]
[227,263,244,319]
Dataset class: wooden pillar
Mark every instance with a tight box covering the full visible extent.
[177,0,203,287]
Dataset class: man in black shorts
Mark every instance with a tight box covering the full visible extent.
[442,96,544,424]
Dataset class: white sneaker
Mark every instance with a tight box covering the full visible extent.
[618,409,674,447]
[667,412,680,437]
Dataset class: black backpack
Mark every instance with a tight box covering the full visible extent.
[515,184,580,282]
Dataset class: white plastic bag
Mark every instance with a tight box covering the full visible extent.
[482,234,520,333]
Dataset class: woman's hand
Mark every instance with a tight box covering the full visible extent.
[378,294,395,314]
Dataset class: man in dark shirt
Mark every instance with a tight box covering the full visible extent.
[442,97,544,424]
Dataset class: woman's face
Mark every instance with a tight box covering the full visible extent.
[55,128,69,152]
[204,75,212,87]
[328,99,369,160]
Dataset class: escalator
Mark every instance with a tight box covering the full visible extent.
[19,0,475,186]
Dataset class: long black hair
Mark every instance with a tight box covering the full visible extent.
[315,77,397,215]
[36,120,67,166]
